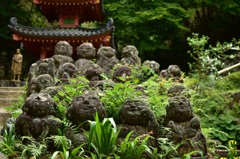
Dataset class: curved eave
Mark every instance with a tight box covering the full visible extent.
[8,17,114,40]
[34,0,101,4]
[34,0,105,23]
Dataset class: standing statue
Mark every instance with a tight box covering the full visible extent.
[11,49,23,81]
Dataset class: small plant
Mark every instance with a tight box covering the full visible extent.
[227,140,239,159]
[0,123,21,157]
[187,33,236,81]
[20,136,47,159]
[53,76,90,119]
[100,80,141,120]
[50,132,86,159]
[85,113,119,158]
[142,77,173,120]
[117,131,152,159]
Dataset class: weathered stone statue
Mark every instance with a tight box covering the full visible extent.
[85,64,106,90]
[15,93,62,140]
[37,74,54,93]
[66,92,107,130]
[117,99,159,146]
[120,45,141,69]
[75,42,96,76]
[167,84,187,97]
[56,62,78,85]
[112,65,132,83]
[53,41,74,74]
[37,59,55,78]
[160,65,183,82]
[11,48,23,81]
[96,46,119,77]
[164,96,207,158]
[142,60,160,74]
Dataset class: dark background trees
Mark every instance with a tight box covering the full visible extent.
[104,0,240,71]
[0,0,240,79]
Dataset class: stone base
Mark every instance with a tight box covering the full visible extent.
[0,80,26,87]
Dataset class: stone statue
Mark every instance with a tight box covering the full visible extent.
[160,65,183,82]
[11,48,23,81]
[56,62,78,84]
[54,41,73,57]
[96,46,119,77]
[164,96,207,158]
[37,59,55,77]
[66,92,107,130]
[75,42,96,76]
[140,60,160,82]
[112,65,132,83]
[120,45,141,69]
[15,93,62,140]
[117,99,159,146]
[167,84,187,97]
[53,41,74,74]
[36,74,54,92]
[142,60,160,75]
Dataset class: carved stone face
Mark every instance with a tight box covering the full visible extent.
[97,47,116,59]
[23,93,57,117]
[166,96,193,122]
[113,65,131,82]
[76,42,96,59]
[54,41,73,56]
[120,45,141,67]
[37,74,54,91]
[121,45,138,58]
[58,62,78,78]
[120,99,150,126]
[85,64,104,81]
[66,93,107,126]
[38,62,49,75]
[142,60,160,74]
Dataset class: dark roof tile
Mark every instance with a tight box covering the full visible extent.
[8,17,115,38]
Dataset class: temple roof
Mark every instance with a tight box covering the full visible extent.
[8,17,115,58]
[8,17,114,39]
[33,0,105,23]
[34,0,100,4]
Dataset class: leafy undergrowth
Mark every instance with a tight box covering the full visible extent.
[1,71,240,158]
[184,71,240,157]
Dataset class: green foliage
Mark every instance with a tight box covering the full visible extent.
[117,131,152,159]
[215,72,240,91]
[142,76,173,120]
[187,33,226,76]
[100,80,141,120]
[20,136,47,159]
[157,137,179,159]
[104,0,190,57]
[50,131,86,159]
[86,113,119,158]
[0,123,20,157]
[53,76,90,119]
[227,140,238,159]
[186,69,240,147]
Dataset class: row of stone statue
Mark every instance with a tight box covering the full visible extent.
[8,41,207,158]
[27,41,182,96]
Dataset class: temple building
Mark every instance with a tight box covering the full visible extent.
[8,0,115,59]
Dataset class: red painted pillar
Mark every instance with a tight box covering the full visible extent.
[40,46,46,59]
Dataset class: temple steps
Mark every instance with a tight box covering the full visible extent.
[0,87,24,128]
